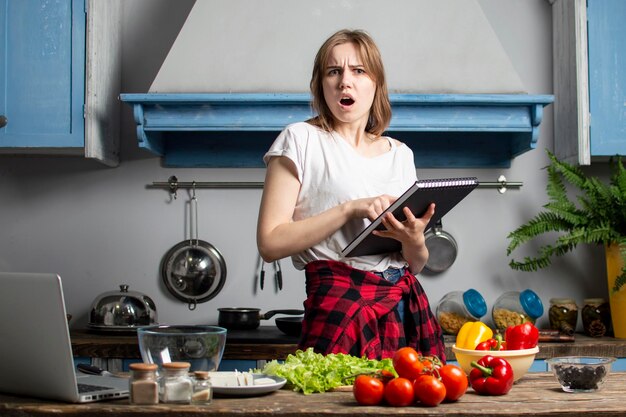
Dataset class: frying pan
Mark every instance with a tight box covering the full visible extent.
[274,316,303,337]
[217,308,304,332]
[423,220,458,274]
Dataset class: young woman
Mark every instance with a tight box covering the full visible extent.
[257,29,445,360]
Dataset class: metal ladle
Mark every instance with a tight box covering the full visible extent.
[161,183,227,310]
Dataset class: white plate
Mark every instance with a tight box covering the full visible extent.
[210,373,286,396]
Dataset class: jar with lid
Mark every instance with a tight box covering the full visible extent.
[492,289,544,332]
[582,298,612,337]
[129,363,159,405]
[191,371,212,405]
[436,289,487,335]
[160,362,193,404]
[548,298,578,335]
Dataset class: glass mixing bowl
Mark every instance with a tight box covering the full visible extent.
[137,325,227,372]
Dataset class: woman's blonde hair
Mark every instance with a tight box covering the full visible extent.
[308,29,391,137]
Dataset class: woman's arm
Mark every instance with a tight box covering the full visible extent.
[256,155,397,262]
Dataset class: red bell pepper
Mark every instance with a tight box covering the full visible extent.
[505,322,539,350]
[469,355,514,396]
[475,333,506,351]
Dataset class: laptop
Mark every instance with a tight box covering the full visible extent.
[0,272,129,403]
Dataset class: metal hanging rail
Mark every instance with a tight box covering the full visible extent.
[149,175,522,198]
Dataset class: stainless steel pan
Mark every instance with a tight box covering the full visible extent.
[161,188,226,310]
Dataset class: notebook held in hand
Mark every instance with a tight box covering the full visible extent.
[341,177,478,257]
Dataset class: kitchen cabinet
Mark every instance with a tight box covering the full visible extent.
[552,0,626,165]
[0,0,121,166]
[3,372,626,416]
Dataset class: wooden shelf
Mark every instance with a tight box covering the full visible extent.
[120,93,553,168]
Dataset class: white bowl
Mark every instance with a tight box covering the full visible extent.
[452,345,539,382]
[137,325,227,372]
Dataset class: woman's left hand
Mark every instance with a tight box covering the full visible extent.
[373,203,435,273]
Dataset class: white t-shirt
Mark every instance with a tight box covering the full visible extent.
[263,122,418,272]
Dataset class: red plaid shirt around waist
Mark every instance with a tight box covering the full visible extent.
[298,260,446,361]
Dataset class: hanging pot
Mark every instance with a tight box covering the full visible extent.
[217,308,304,331]
[161,188,227,310]
[423,220,458,274]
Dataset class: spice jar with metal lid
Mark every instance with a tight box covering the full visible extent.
[436,289,487,335]
[548,298,578,335]
[582,298,612,337]
[191,371,212,405]
[160,362,192,404]
[492,289,544,332]
[129,363,159,405]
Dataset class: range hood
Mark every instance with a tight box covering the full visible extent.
[120,92,553,168]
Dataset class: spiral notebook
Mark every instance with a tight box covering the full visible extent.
[341,177,478,257]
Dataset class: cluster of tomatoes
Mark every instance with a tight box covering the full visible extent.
[353,347,467,407]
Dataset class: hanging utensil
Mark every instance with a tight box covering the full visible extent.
[259,260,266,290]
[274,260,282,290]
[161,183,227,310]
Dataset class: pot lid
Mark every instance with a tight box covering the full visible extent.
[89,284,158,327]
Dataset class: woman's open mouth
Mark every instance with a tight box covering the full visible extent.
[340,97,355,106]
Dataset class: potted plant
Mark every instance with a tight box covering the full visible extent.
[506,150,626,338]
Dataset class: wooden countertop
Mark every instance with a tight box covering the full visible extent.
[71,328,626,361]
[2,372,626,417]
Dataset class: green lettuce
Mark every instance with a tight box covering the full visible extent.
[259,348,395,395]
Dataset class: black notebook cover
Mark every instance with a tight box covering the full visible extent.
[341,177,478,257]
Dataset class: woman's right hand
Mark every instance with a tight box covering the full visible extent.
[349,194,398,221]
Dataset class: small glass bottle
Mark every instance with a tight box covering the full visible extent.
[582,298,612,337]
[436,289,487,335]
[492,289,544,332]
[191,371,213,405]
[128,363,159,405]
[160,362,193,404]
[548,298,578,335]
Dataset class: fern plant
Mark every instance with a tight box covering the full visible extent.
[507,150,626,293]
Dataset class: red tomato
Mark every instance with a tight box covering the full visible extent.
[413,374,446,407]
[353,375,385,406]
[392,347,424,380]
[438,364,468,402]
[383,377,415,407]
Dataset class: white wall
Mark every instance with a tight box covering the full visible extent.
[0,0,608,332]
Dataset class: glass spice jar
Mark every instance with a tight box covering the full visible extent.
[128,363,159,405]
[160,362,193,404]
[191,371,213,405]
[436,289,487,335]
[548,298,578,335]
[582,298,612,337]
[492,289,544,332]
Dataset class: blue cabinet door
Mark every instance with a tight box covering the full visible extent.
[0,0,85,148]
[587,0,626,156]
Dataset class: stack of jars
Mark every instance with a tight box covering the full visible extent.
[128,361,213,405]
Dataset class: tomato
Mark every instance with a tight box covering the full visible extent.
[383,377,415,407]
[438,364,468,402]
[353,375,385,406]
[413,374,446,407]
[392,347,424,380]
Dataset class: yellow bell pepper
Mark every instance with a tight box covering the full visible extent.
[455,321,493,349]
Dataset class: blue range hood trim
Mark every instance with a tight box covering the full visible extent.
[120,93,553,168]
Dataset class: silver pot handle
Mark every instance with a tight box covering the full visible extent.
[190,182,199,246]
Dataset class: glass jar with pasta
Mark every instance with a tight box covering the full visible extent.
[492,290,544,332]
[436,289,487,335]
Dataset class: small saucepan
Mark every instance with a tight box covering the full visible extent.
[217,308,304,332]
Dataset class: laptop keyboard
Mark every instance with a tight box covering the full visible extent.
[77,383,114,393]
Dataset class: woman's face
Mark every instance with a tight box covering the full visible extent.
[322,42,376,129]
